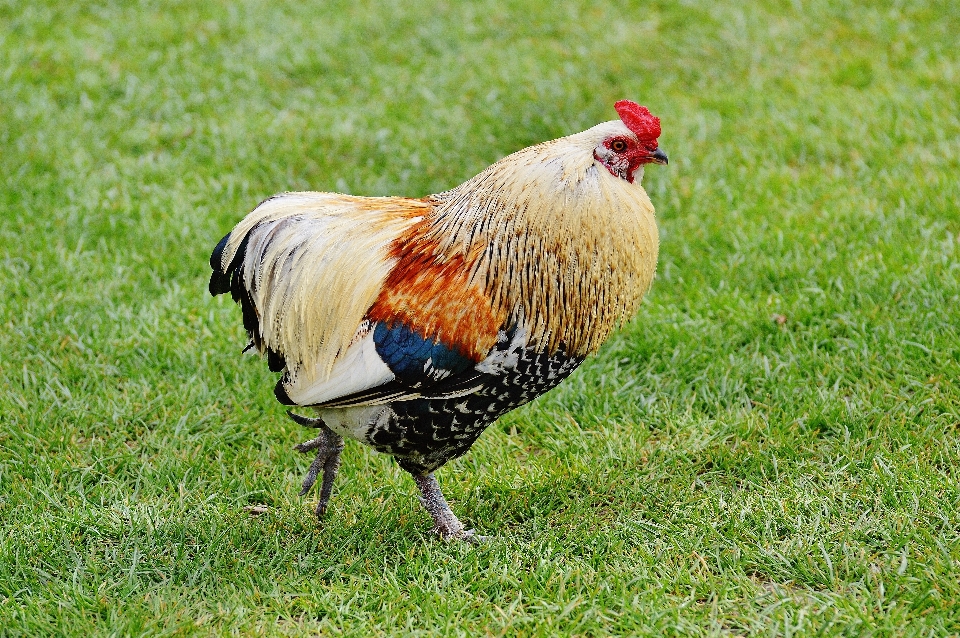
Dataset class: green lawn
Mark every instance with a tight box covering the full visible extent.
[2,0,959,635]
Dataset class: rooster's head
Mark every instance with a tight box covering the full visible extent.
[593,100,667,184]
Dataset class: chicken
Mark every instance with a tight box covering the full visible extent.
[208,100,667,541]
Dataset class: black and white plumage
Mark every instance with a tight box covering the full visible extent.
[313,327,584,476]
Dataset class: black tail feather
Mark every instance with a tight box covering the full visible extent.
[267,348,286,372]
[275,379,295,405]
[208,232,233,296]
[211,220,290,398]
[221,232,262,351]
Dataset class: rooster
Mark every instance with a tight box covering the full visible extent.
[209,100,666,541]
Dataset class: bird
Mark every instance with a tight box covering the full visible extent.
[208,100,666,541]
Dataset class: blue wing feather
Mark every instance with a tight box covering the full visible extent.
[373,322,474,387]
[302,324,528,409]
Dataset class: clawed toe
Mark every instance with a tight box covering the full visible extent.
[298,448,326,496]
[294,437,324,453]
[436,528,490,544]
[289,415,344,518]
[413,472,486,544]
[287,411,325,428]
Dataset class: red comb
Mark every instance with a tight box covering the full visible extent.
[614,100,660,143]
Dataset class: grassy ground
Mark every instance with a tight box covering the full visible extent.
[2,0,959,635]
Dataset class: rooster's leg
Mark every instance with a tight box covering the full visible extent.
[412,472,482,543]
[289,412,344,518]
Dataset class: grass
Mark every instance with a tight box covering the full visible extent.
[1,0,959,634]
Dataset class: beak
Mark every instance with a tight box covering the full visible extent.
[650,148,668,165]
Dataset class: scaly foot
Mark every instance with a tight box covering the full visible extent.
[288,411,344,518]
[412,472,485,543]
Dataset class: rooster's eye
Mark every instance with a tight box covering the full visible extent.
[610,139,628,153]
